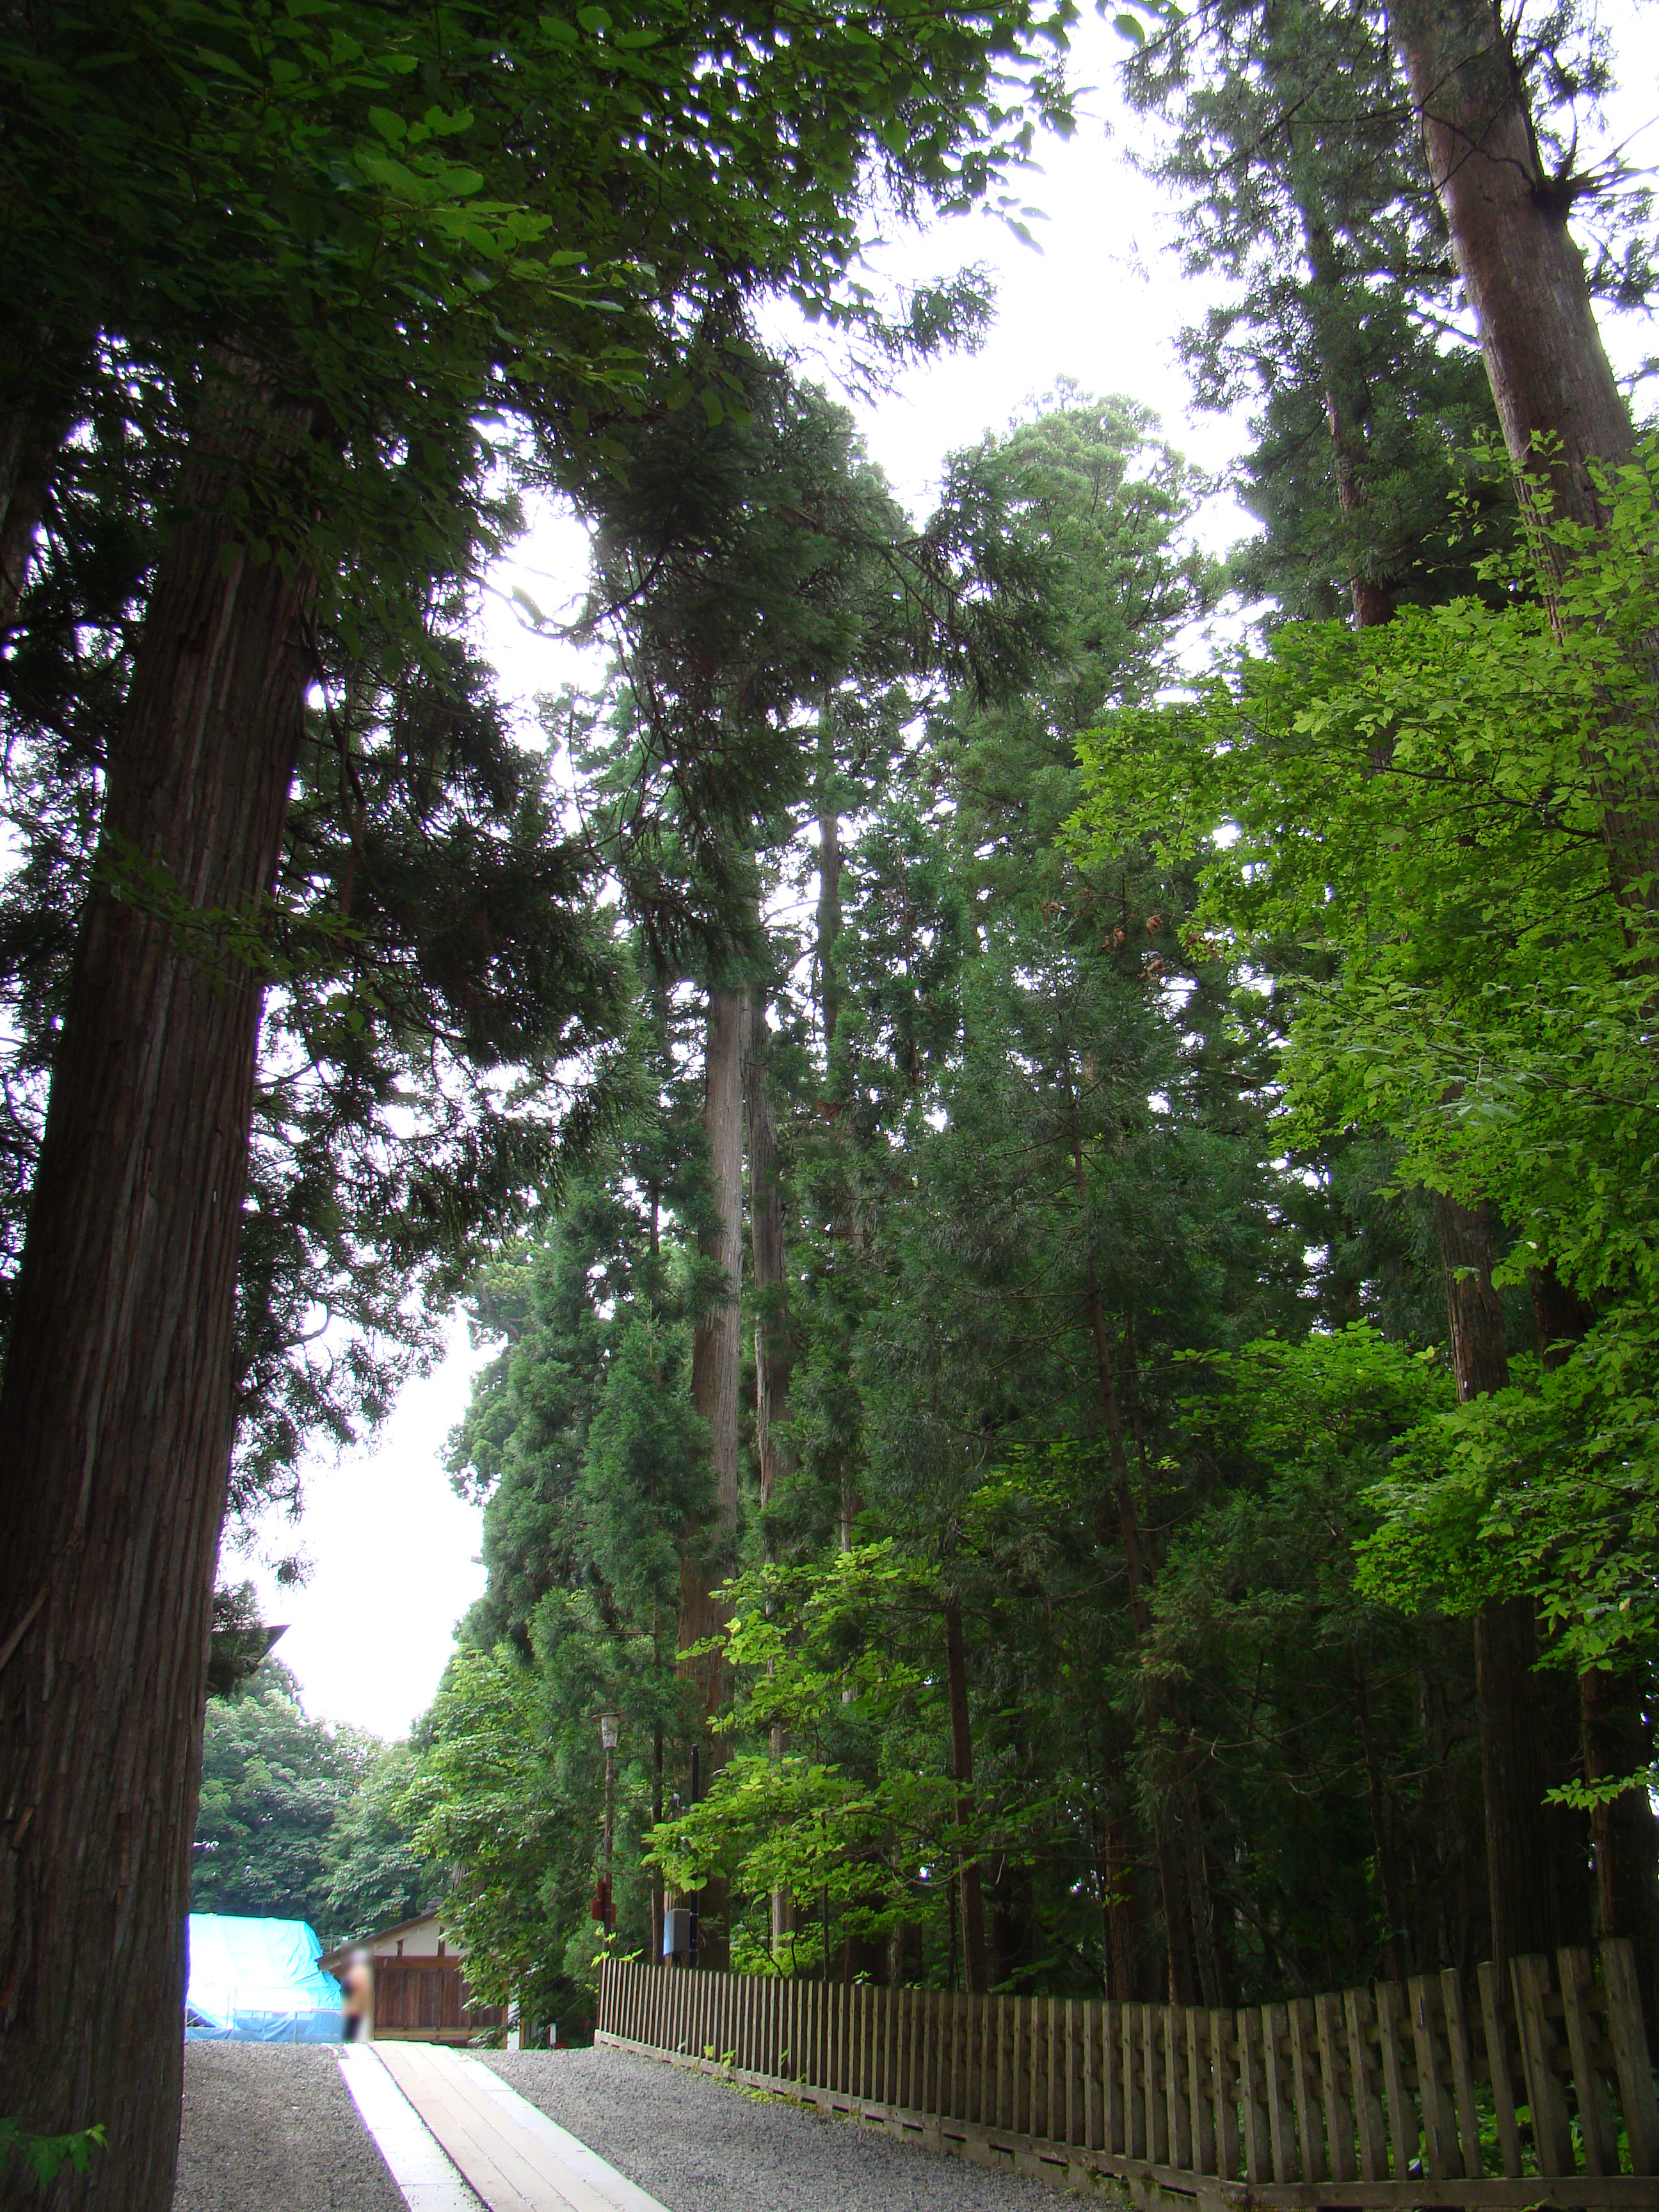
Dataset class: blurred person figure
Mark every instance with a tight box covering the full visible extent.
[341,1950,373,2042]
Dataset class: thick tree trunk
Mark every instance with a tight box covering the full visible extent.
[652,1718,665,1969]
[817,809,843,1055]
[941,1589,989,1994]
[1082,1250,1196,2005]
[0,324,81,639]
[1354,1649,1412,1983]
[1102,1804,1141,2000]
[812,687,842,1061]
[1433,1194,1559,1980]
[746,984,794,1514]
[1300,219,1397,632]
[1390,0,1659,902]
[1529,1269,1659,2001]
[1389,0,1631,534]
[1580,1666,1659,2007]
[0,365,312,2210]
[745,979,799,1955]
[682,981,746,1970]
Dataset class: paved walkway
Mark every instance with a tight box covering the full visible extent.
[356,2042,669,2212]
[176,2037,1056,2211]
[485,2046,1055,2212]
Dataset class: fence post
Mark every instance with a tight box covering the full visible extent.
[1142,2005,1168,2165]
[1086,2000,1105,2154]
[1372,1983,1411,2181]
[1344,1987,1386,2182]
[1286,1998,1324,2184]
[1210,2005,1240,2178]
[1439,1966,1484,2180]
[1601,1937,1659,2174]
[1261,2002,1292,2182]
[1511,1953,1575,2177]
[1238,2008,1269,2183]
[1185,2008,1213,2173]
[1471,1962,1523,2179]
[1166,2005,1192,2170]
[1123,2000,1145,2160]
[1406,1974,1458,2181]
[1558,1946,1616,2176]
[1315,1989,1356,2183]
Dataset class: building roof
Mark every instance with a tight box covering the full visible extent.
[317,1902,447,1976]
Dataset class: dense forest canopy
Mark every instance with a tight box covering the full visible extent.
[1,0,1656,2197]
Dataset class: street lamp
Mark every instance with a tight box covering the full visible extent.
[594,1711,620,1930]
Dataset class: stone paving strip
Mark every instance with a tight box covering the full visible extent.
[372,2041,671,2212]
[339,2043,484,2212]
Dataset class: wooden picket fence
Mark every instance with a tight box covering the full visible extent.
[595,1941,1659,2206]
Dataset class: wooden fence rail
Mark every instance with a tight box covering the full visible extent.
[595,1940,1659,2208]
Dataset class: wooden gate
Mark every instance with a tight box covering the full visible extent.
[373,1959,504,2044]
[596,1940,1659,2206]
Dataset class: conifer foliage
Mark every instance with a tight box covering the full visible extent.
[5,0,1659,2188]
[0,4,1073,2199]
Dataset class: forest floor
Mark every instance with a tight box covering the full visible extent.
[173,2042,406,2211]
[485,2046,1058,2212]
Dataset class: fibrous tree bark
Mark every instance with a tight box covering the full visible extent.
[1580,1667,1659,2007]
[1071,1098,1195,2006]
[1388,0,1632,535]
[0,323,81,640]
[0,360,313,2211]
[1529,1269,1659,2003]
[1389,0,1658,902]
[1432,1193,1562,1982]
[746,983,794,1518]
[817,807,843,1058]
[682,979,746,1971]
[1083,1263,1196,2005]
[942,1587,990,1994]
[744,980,799,1957]
[1354,1649,1412,1984]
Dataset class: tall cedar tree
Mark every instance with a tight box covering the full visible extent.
[0,5,1070,2196]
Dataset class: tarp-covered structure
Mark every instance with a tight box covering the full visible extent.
[185,1913,342,2042]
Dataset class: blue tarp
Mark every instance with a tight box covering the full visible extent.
[185,1914,343,2043]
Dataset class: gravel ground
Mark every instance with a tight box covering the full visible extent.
[173,2042,408,2212]
[486,2046,1057,2212]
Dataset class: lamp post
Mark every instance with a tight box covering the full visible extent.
[597,1710,620,1930]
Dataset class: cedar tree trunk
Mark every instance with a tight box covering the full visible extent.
[942,1588,990,1995]
[744,981,798,1955]
[1433,1193,1557,1980]
[1531,1266,1659,2002]
[1580,1667,1659,2007]
[0,324,81,638]
[1389,0,1631,531]
[1075,1103,1196,2007]
[682,980,746,1969]
[1390,0,1659,901]
[0,364,312,2210]
[817,808,842,1055]
[745,984,794,1513]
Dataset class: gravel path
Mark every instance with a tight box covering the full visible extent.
[173,2042,409,2212]
[485,2046,1057,2212]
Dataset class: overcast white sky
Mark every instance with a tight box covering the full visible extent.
[236,4,1657,1742]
